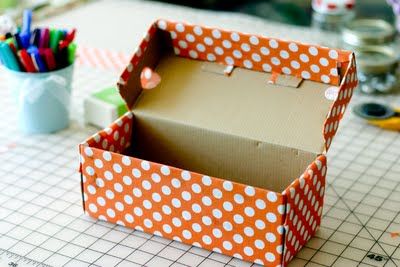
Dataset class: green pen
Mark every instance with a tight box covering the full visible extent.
[67,43,77,64]
[49,29,63,53]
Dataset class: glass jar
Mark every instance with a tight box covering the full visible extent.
[342,19,399,94]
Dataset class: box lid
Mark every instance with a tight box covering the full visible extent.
[117,20,358,154]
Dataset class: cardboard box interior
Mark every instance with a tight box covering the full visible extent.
[121,30,335,192]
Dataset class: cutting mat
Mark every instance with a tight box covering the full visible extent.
[0,47,399,267]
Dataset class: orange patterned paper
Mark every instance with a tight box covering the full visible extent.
[80,20,357,266]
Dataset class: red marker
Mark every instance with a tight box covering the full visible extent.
[39,48,56,70]
[18,49,36,72]
[65,28,76,43]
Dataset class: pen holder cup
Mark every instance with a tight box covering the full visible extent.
[6,64,74,134]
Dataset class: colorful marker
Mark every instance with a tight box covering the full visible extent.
[18,49,36,72]
[0,42,21,71]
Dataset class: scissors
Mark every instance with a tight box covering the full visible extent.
[353,102,400,131]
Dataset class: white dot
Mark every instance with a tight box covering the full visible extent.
[196,43,205,52]
[97,197,105,206]
[244,207,255,217]
[142,180,151,190]
[144,219,153,228]
[321,75,331,83]
[223,201,233,211]
[212,209,222,219]
[233,50,242,58]
[115,202,124,211]
[178,40,187,49]
[311,64,320,73]
[202,196,212,206]
[280,50,289,59]
[241,43,250,52]
[260,46,270,55]
[84,147,93,157]
[133,188,142,198]
[192,223,202,232]
[171,178,181,188]
[252,53,261,62]
[255,199,266,209]
[121,176,131,186]
[175,23,184,32]
[300,53,309,62]
[225,56,234,65]
[212,29,221,39]
[124,195,133,205]
[244,246,254,256]
[201,235,211,245]
[186,33,195,42]
[223,221,233,231]
[211,189,222,199]
[153,212,162,222]
[301,71,311,79]
[269,39,279,48]
[88,204,97,213]
[229,194,243,206]
[244,60,253,69]
[107,208,115,218]
[309,46,318,56]
[207,53,216,61]
[214,46,223,55]
[255,239,265,250]
[170,198,180,208]
[265,252,275,262]
[151,173,161,183]
[103,151,112,161]
[182,210,191,220]
[266,212,277,223]
[189,50,198,58]
[114,183,123,192]
[94,159,103,168]
[320,57,329,66]
[163,224,172,233]
[86,166,95,176]
[231,32,240,42]
[249,36,259,45]
[244,186,255,196]
[223,181,233,191]
[192,204,202,213]
[262,63,272,72]
[182,230,192,239]
[106,190,114,199]
[222,40,232,48]
[141,161,150,170]
[87,185,96,194]
[212,228,222,238]
[202,176,211,186]
[181,171,191,181]
[113,131,119,141]
[233,234,243,244]
[291,60,300,69]
[266,232,276,242]
[160,166,170,175]
[181,191,191,201]
[202,216,212,226]
[244,227,254,237]
[278,204,285,214]
[223,241,232,251]
[125,214,134,223]
[191,183,201,194]
[96,178,104,187]
[204,37,213,46]
[255,219,265,230]
[271,57,281,66]
[143,200,152,209]
[152,193,161,202]
[157,20,167,30]
[329,49,338,59]
[289,43,298,52]
[162,205,171,215]
[234,214,244,224]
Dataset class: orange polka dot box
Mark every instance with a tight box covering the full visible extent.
[79,20,357,266]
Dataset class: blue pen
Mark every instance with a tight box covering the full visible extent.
[27,46,47,72]
[20,32,30,49]
[22,10,32,37]
[0,43,21,71]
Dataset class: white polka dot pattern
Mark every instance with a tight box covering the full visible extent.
[282,155,327,266]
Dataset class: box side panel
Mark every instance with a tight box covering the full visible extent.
[81,146,287,266]
[281,155,327,266]
[323,54,357,152]
[81,111,133,154]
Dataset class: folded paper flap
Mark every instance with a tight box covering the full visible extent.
[268,73,303,88]
[117,20,357,155]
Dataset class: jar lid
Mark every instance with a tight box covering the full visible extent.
[342,19,396,46]
[356,46,398,74]
[312,0,355,15]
